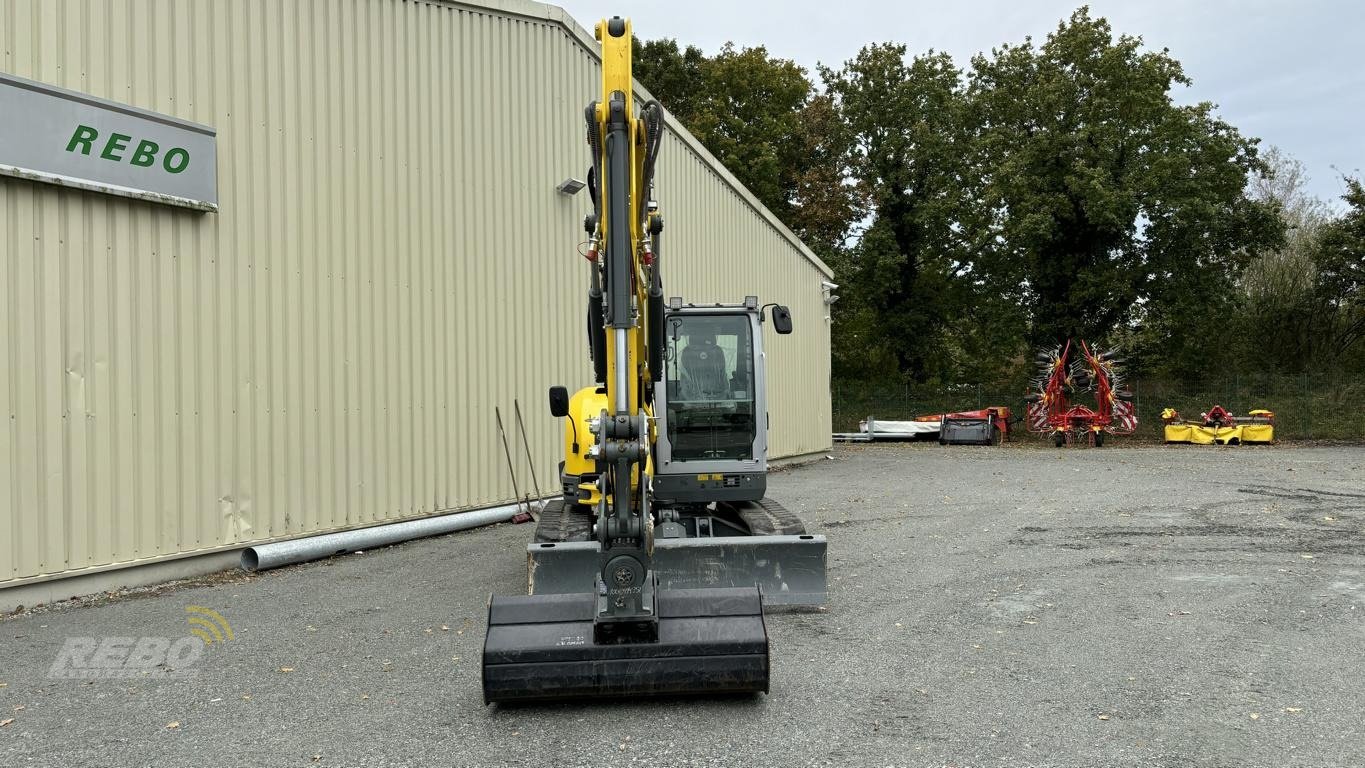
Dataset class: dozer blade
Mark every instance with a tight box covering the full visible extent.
[482,587,768,704]
[529,535,828,606]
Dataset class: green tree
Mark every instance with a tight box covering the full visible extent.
[1235,148,1335,371]
[631,38,707,126]
[787,93,863,258]
[967,7,1283,360]
[1237,171,1365,373]
[634,38,865,353]
[686,43,811,223]
[1310,178,1365,367]
[820,46,972,381]
[633,39,813,226]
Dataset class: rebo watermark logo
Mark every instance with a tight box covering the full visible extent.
[48,606,234,680]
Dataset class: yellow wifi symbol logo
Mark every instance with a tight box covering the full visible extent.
[185,606,235,645]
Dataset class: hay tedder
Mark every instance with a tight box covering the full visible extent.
[1025,340,1137,447]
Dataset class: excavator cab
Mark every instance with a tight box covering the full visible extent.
[653,300,784,501]
[664,309,759,468]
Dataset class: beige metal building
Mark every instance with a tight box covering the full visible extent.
[0,0,833,605]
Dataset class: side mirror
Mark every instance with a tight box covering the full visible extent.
[771,305,793,335]
[548,386,570,417]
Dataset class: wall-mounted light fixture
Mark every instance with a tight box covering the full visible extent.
[821,280,840,306]
[821,280,839,322]
[556,177,586,195]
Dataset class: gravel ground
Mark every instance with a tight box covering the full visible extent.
[2,442,1364,767]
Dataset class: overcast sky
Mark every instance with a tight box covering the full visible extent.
[555,0,1363,207]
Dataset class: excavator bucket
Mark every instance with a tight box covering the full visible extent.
[482,587,769,703]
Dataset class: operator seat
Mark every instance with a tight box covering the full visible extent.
[680,334,728,400]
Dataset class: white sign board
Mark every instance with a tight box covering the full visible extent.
[0,72,217,211]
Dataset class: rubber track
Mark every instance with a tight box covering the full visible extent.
[533,499,594,543]
[536,497,807,541]
[723,497,807,536]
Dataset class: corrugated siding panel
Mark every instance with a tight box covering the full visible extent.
[0,0,831,585]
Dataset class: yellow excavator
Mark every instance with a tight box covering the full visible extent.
[481,16,826,703]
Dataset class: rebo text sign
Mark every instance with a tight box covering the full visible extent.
[0,72,217,211]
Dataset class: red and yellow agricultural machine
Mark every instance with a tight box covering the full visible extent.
[1161,406,1275,444]
[1025,340,1137,447]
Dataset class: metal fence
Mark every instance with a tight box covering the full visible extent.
[833,374,1365,441]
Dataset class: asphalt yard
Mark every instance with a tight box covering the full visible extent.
[2,442,1363,767]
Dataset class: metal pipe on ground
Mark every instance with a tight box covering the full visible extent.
[240,502,529,572]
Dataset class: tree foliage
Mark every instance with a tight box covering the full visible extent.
[1308,179,1365,365]
[787,93,863,257]
[632,7,1358,384]
[633,39,816,229]
[820,46,972,381]
[631,38,707,123]
[1236,149,1341,371]
[967,9,1283,361]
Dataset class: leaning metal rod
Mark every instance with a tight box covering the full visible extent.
[495,407,530,520]
[512,399,546,516]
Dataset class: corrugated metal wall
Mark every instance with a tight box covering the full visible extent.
[0,0,832,586]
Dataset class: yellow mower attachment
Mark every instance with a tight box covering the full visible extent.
[1162,407,1275,445]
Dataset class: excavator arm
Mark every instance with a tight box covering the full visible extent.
[583,15,663,642]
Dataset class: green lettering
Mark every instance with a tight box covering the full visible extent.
[129,139,159,168]
[100,133,131,161]
[162,147,190,174]
[66,124,99,155]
